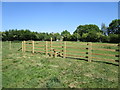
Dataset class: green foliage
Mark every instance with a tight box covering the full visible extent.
[109,34,120,43]
[2,19,120,43]
[101,35,110,43]
[70,33,81,41]
[107,19,120,34]
[61,30,71,41]
[74,24,101,36]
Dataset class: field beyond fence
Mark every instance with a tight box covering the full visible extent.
[21,40,119,64]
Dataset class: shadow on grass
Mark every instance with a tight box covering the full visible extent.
[23,51,119,67]
[66,57,119,66]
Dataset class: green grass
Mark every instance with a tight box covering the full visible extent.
[2,41,118,88]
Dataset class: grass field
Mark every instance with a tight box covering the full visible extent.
[2,41,118,88]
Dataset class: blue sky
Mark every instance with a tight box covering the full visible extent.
[2,2,118,34]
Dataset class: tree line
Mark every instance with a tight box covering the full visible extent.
[1,19,120,43]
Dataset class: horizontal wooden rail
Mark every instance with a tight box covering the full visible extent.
[25,41,32,43]
[92,57,115,62]
[26,43,32,44]
[66,46,86,50]
[26,50,32,51]
[34,47,44,50]
[26,45,32,47]
[34,42,45,44]
[51,46,62,48]
[92,43,118,46]
[66,54,87,58]
[34,50,45,53]
[34,44,45,47]
[52,42,63,45]
[92,53,115,57]
[92,48,115,52]
[67,50,86,54]
[66,42,87,45]
[26,46,32,48]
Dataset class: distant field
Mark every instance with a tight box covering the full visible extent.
[2,41,118,88]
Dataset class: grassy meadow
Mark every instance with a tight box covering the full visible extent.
[2,41,119,88]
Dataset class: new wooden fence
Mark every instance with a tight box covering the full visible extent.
[22,40,120,63]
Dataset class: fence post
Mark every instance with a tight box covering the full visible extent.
[32,41,34,53]
[22,41,24,52]
[50,37,53,57]
[24,41,26,52]
[118,43,120,63]
[88,42,92,62]
[63,41,66,58]
[45,41,48,56]
[9,41,11,50]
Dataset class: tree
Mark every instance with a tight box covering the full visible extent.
[74,24,101,37]
[107,19,120,34]
[81,31,103,42]
[61,30,71,41]
[109,34,119,43]
[70,33,81,41]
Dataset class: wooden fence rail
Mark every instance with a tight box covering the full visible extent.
[22,40,119,63]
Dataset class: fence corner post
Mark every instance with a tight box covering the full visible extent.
[88,42,92,62]
[32,40,34,53]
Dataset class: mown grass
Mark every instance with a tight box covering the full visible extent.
[2,41,118,88]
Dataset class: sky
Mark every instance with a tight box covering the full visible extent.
[2,2,118,34]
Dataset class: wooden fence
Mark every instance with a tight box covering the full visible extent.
[22,40,119,63]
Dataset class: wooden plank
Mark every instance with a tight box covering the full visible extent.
[66,42,87,45]
[34,47,44,50]
[66,54,86,58]
[34,50,44,53]
[66,46,85,49]
[52,46,62,48]
[92,48,115,52]
[26,46,32,48]
[25,41,32,43]
[92,53,115,57]
[67,50,86,54]
[92,43,117,46]
[52,42,63,45]
[34,44,45,47]
[92,57,115,62]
